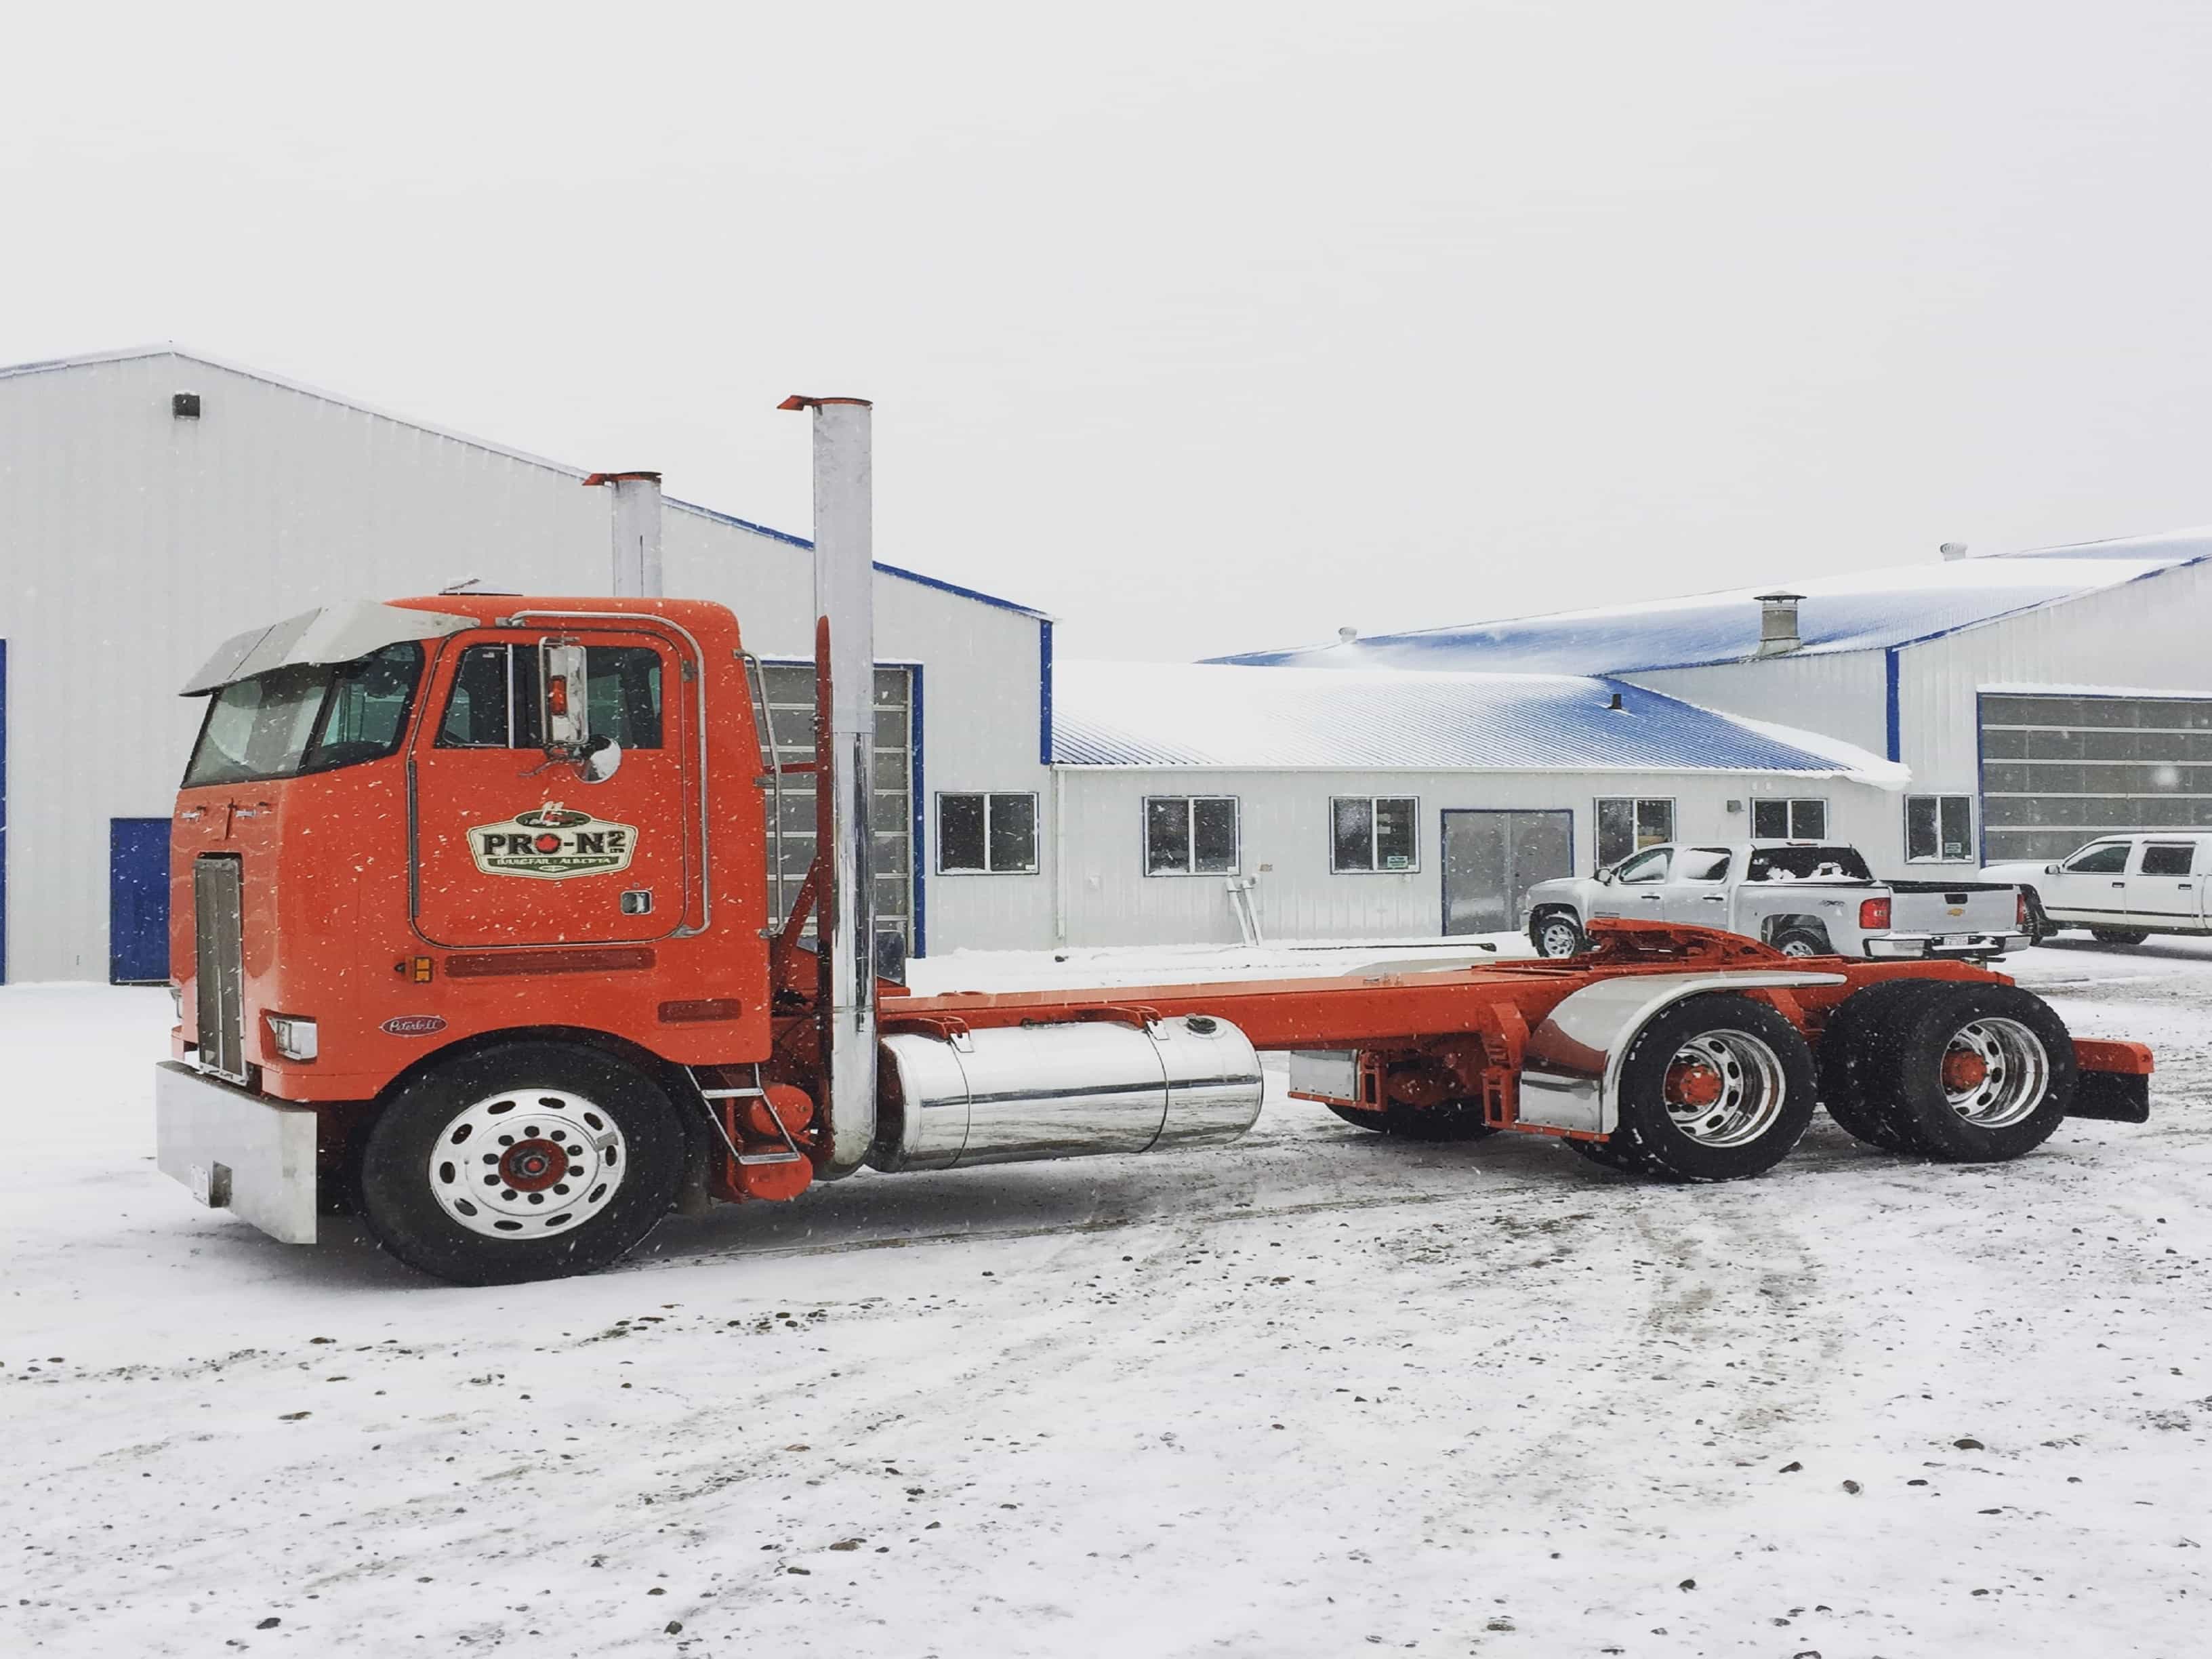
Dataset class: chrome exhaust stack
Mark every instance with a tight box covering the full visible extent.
[780,394,878,1177]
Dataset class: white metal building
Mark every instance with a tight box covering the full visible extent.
[1221,532,2212,878]
[1045,663,1906,947]
[0,346,1054,981]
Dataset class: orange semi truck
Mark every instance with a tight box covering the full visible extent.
[153,398,2154,1285]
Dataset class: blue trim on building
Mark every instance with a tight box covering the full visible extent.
[668,497,1052,621]
[0,639,7,984]
[1038,621,1054,766]
[1884,648,1902,763]
[909,665,927,958]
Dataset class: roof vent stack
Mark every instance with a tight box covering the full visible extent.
[1940,541,1969,561]
[1337,626,1359,645]
[1755,592,1804,656]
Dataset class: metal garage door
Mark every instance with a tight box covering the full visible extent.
[754,661,916,949]
[1981,693,2212,863]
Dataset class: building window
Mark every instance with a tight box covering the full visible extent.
[1145,796,1239,875]
[1905,795,1974,862]
[1596,797,1674,867]
[937,792,1038,874]
[1332,796,1418,872]
[1750,798,1827,840]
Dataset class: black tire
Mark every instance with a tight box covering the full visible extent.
[1327,1100,1497,1141]
[1858,982,2076,1163]
[1530,910,1587,959]
[1771,926,1832,960]
[2019,890,2054,944]
[1816,979,1962,1154]
[358,1040,688,1286]
[1562,1134,1648,1173]
[2089,928,2149,946]
[1603,994,1818,1182]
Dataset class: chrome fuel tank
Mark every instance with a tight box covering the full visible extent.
[871,1015,1263,1174]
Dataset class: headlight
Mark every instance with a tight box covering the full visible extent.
[265,1015,319,1061]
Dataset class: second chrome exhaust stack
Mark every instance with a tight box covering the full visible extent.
[780,394,877,1178]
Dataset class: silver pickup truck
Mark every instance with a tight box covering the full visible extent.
[1524,841,2029,961]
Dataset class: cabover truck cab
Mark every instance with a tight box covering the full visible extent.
[152,398,2157,1285]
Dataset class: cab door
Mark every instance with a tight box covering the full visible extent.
[1593,846,1673,920]
[408,626,698,949]
[2126,840,2203,931]
[2041,838,2131,924]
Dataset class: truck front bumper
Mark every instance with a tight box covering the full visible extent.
[1862,930,2031,961]
[153,1061,319,1244]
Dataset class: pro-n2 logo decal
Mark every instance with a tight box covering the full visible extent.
[467,803,639,880]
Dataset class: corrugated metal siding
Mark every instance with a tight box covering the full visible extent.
[0,353,1054,977]
[1052,664,1850,773]
[1894,560,2212,869]
[1054,766,1908,947]
[1626,653,1891,759]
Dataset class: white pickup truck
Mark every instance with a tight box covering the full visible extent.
[1524,841,2030,961]
[1984,832,2212,944]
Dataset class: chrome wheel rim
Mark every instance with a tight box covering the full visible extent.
[1778,937,1820,958]
[427,1088,627,1240]
[1940,1017,2049,1129]
[1662,1030,1786,1147]
[1539,920,1580,957]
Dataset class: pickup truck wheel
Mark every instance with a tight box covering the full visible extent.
[1531,910,1586,959]
[2020,890,2054,943]
[358,1041,687,1286]
[1604,995,1817,1181]
[1772,926,1832,959]
[2089,928,2149,946]
[1816,979,1955,1154]
[1326,1101,1496,1141]
[1862,983,2076,1162]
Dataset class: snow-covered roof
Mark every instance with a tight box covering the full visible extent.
[1213,529,2212,675]
[1052,662,1904,781]
[0,344,1051,622]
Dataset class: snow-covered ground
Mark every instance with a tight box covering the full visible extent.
[6,935,2210,1657]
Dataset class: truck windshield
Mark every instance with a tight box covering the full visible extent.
[184,642,425,787]
[1746,846,1873,882]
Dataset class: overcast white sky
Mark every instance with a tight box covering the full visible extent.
[5,2,2211,659]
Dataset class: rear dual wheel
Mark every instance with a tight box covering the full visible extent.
[1818,981,2074,1161]
[1328,1100,1497,1142]
[1577,994,1818,1182]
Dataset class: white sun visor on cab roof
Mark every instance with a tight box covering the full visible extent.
[180,602,478,696]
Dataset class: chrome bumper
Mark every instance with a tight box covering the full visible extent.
[1863,931,2030,961]
[153,1061,319,1244]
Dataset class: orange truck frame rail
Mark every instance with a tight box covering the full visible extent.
[150,401,2154,1284]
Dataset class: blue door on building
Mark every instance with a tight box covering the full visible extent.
[110,818,172,983]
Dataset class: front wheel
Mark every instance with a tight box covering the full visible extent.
[357,1040,688,1285]
[1530,910,1587,959]
[1602,994,1818,1182]
[2089,928,2149,946]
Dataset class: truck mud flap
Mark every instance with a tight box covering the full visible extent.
[2068,1039,2153,1124]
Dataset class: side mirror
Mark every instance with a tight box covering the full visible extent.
[2045,863,2060,875]
[541,640,590,756]
[581,735,623,784]
[1595,865,1616,885]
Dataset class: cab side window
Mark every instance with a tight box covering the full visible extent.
[436,644,663,750]
[2062,842,2130,875]
[1676,848,1732,882]
[1615,848,1672,884]
[2140,843,2196,876]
